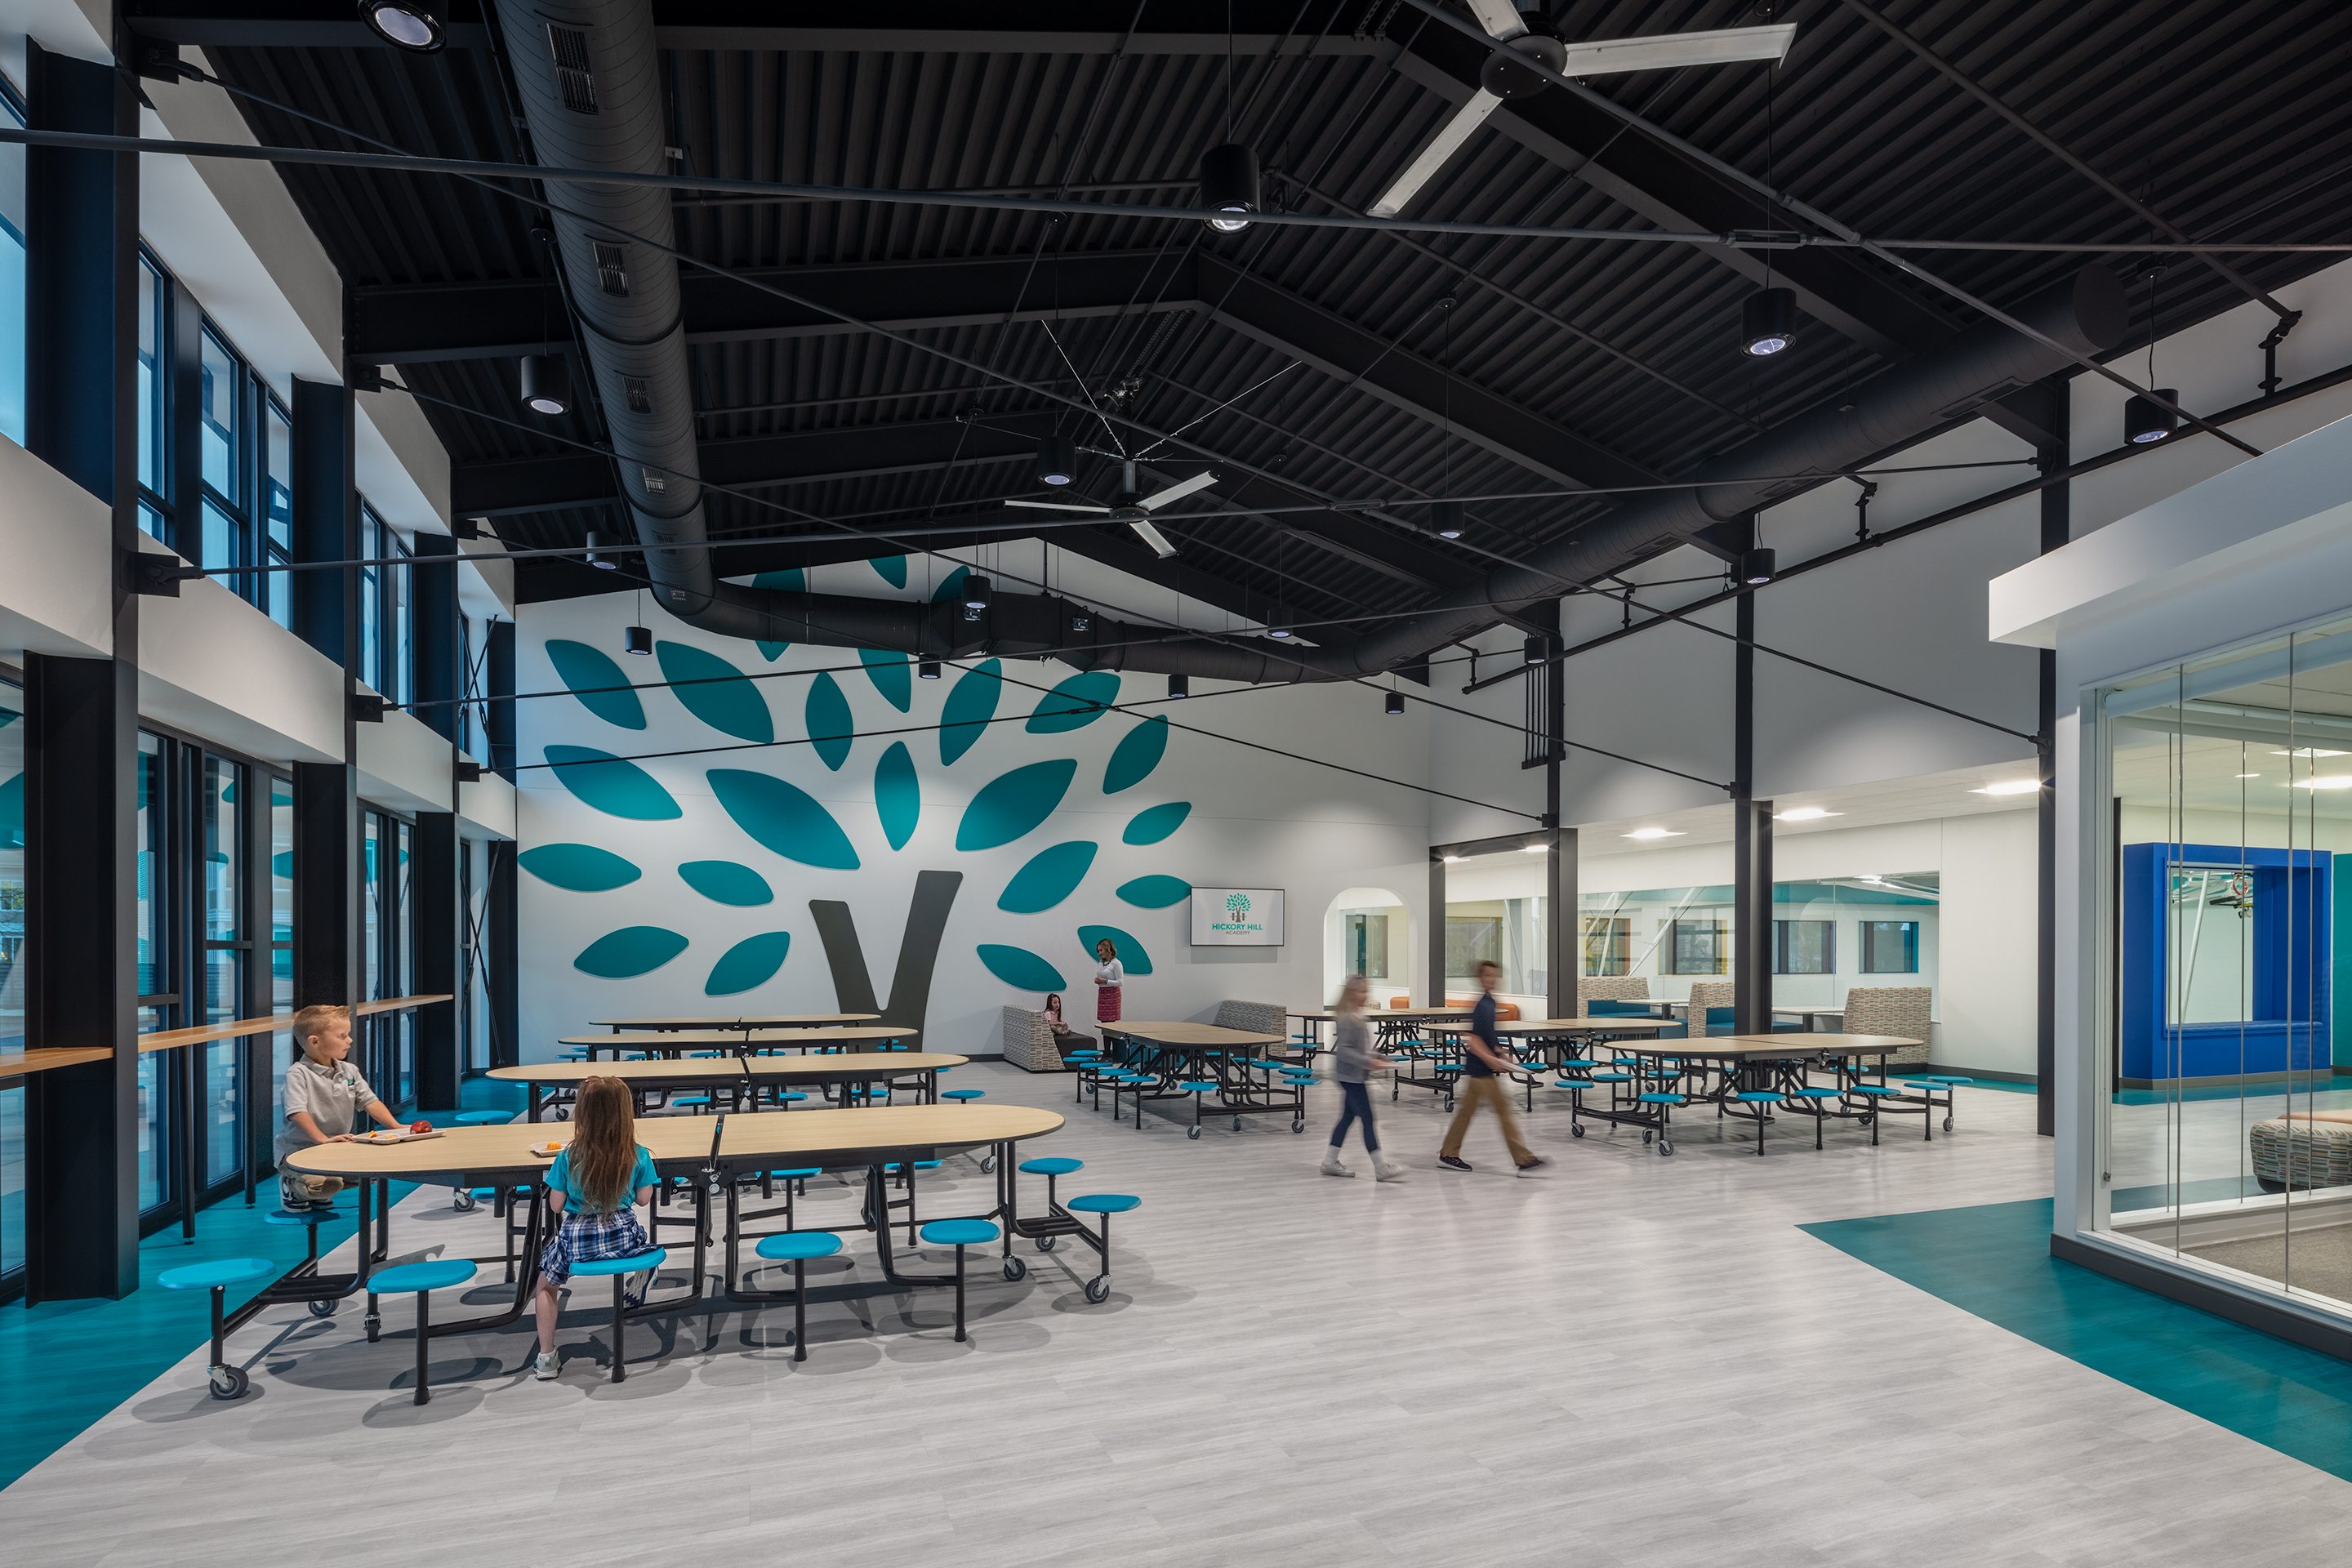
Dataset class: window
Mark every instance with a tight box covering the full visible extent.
[0,84,25,448]
[1860,920,1919,974]
[1775,920,1835,974]
[360,505,412,703]
[136,256,169,539]
[1664,917,1728,976]
[361,807,417,1105]
[1583,916,1630,977]
[264,396,292,629]
[1,677,24,1285]
[270,777,292,1136]
[198,326,263,607]
[200,756,245,1189]
[1344,911,1389,979]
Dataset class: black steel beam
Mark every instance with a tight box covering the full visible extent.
[290,376,356,664]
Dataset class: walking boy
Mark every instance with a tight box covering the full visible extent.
[1437,960,1548,1175]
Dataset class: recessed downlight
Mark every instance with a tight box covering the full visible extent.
[1970,780,2042,795]
[1774,807,1842,822]
[1623,827,1685,840]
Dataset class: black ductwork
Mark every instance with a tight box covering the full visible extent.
[499,1,2125,685]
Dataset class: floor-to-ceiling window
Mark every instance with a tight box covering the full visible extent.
[359,806,416,1104]
[134,255,169,544]
[0,81,26,448]
[199,755,245,1190]
[1,675,25,1286]
[134,733,170,1213]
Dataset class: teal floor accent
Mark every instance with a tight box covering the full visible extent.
[1802,1198,2352,1480]
[0,1076,525,1494]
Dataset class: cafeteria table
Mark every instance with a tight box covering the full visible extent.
[591,1012,879,1035]
[561,1025,920,1061]
[1098,1021,1296,1132]
[282,1103,1065,1348]
[492,1053,966,1121]
[1589,1033,1923,1151]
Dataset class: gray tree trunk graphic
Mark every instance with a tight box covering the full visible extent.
[808,870,964,1032]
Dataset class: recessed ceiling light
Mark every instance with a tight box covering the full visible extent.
[2236,772,2260,778]
[1522,843,1548,853]
[1441,854,1463,863]
[2272,748,2348,758]
[2292,776,2352,791]
[1774,807,1842,821]
[1623,827,1685,840]
[1970,780,2042,795]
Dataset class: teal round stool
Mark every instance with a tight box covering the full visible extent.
[1731,1089,1785,1156]
[1791,1085,1841,1148]
[755,1230,843,1360]
[1062,1195,1139,1303]
[919,1218,1001,1341]
[1846,1081,1901,1146]
[943,1088,985,1103]
[1922,1076,1972,1133]
[568,1246,668,1383]
[366,1258,479,1405]
[262,1205,347,1292]
[454,1109,510,1125]
[1178,1080,1218,1138]
[160,1257,277,1399]
[1018,1155,1083,1242]
[773,1090,809,1109]
[1636,1090,1686,1156]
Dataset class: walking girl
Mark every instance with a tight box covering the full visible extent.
[1322,974,1408,1181]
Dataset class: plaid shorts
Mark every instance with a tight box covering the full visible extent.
[539,1206,651,1285]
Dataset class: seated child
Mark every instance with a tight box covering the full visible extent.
[276,1003,416,1209]
[533,1076,658,1381]
[1043,991,1097,1057]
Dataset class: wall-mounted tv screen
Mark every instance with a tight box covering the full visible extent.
[1191,887,1285,947]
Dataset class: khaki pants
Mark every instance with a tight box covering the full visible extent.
[279,1169,346,1207]
[1440,1076,1534,1165]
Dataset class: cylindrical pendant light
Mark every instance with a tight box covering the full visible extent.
[1739,547,1777,585]
[358,0,445,52]
[519,353,571,415]
[2125,389,2180,444]
[1385,690,1405,715]
[1199,144,1260,233]
[1740,287,1797,356]
[584,530,621,570]
[919,661,942,680]
[1036,434,1076,486]
[622,625,653,655]
[1168,674,1190,699]
[1429,500,1465,539]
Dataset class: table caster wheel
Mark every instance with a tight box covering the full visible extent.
[1943,1116,1954,1132]
[1570,1122,1585,1138]
[1642,1129,1653,1145]
[1036,1236,1056,1252]
[307,1298,336,1317]
[1187,1126,1200,1139]
[453,1189,477,1213]
[782,1329,796,1347]
[1085,1276,1111,1303]
[981,1155,998,1174]
[1232,1116,1242,1132]
[209,1365,249,1400]
[1859,1114,1873,1127]
[1003,1256,1027,1282]
[1659,1140,1674,1157]
[1291,1118,1305,1134]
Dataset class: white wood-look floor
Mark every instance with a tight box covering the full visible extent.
[4,1065,2348,1566]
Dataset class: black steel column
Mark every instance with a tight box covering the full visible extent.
[1732,588,1774,1036]
[292,762,360,1009]
[289,376,356,668]
[21,42,141,1303]
[2036,376,2069,1137]
[412,812,460,1109]
[1546,828,1576,1021]
[288,375,360,1011]
[1428,854,1447,1008]
[486,620,516,782]
[487,840,519,1068]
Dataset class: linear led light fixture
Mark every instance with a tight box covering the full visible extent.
[1969,780,2042,795]
[1622,827,1684,840]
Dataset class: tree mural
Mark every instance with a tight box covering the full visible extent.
[521,633,1192,1009]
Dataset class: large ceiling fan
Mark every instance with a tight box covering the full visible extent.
[1369,2,1796,217]
[1006,460,1220,558]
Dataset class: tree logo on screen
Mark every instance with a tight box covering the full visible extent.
[1227,891,1252,920]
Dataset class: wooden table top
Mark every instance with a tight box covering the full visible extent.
[1491,1017,1678,1034]
[283,1103,1063,1181]
[589,1013,880,1030]
[1103,1021,1289,1048]
[1615,1032,1921,1060]
[1721,1031,1919,1051]
[558,1026,919,1050]
[493,1054,964,1085]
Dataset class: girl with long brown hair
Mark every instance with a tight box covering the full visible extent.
[533,1076,657,1380]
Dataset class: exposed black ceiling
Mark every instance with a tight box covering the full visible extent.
[136,0,2352,635]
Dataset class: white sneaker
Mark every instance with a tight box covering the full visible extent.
[533,1351,560,1381]
[1319,1152,1354,1178]
[1374,1160,1410,1183]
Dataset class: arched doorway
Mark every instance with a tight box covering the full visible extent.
[1324,887,1412,1008]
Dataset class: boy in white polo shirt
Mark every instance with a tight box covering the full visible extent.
[276,1004,412,1209]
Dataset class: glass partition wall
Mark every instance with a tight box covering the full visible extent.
[2094,613,2352,1321]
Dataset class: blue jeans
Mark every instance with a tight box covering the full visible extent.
[1329,1080,1379,1153]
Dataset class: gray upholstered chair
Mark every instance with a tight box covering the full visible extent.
[1000,1006,1066,1071]
[1213,1000,1287,1037]
[1576,976,1650,1018]
[1840,987,1934,1067]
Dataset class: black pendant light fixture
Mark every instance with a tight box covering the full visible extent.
[1523,635,1551,666]
[1385,690,1405,716]
[1199,144,1259,232]
[1036,434,1076,486]
[357,0,444,51]
[624,588,652,654]
[1740,287,1796,356]
[919,661,942,680]
[2126,390,2180,444]
[1167,674,1190,699]
[584,530,621,570]
[519,354,570,416]
[1430,500,1464,540]
[1740,547,1777,585]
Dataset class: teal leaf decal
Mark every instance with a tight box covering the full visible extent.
[957,759,1076,852]
[869,555,907,588]
[1116,874,1190,908]
[757,641,791,662]
[656,640,773,743]
[752,568,803,661]
[574,925,689,978]
[271,850,294,880]
[709,768,860,869]
[546,746,682,820]
[0,773,22,851]
[997,841,1098,913]
[805,671,853,771]
[939,658,1001,766]
[859,648,912,713]
[678,859,774,906]
[978,944,1067,991]
[705,931,791,995]
[546,640,647,729]
[875,742,920,850]
[1027,670,1121,733]
[519,844,641,893]
[931,564,970,604]
[1102,715,1169,794]
[1121,800,1192,845]
[1078,925,1152,975]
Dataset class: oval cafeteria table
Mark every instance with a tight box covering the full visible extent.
[590,1012,880,1034]
[283,1103,1064,1342]
[560,1025,920,1061]
[492,1053,967,1121]
[1098,1021,1293,1130]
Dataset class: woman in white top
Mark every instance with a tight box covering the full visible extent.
[1092,938,1124,1023]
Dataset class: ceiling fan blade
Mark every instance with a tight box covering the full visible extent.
[1138,470,1219,510]
[1561,24,1795,78]
[1129,520,1180,558]
[1368,90,1504,218]
[1004,499,1111,513]
[1462,0,1527,41]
